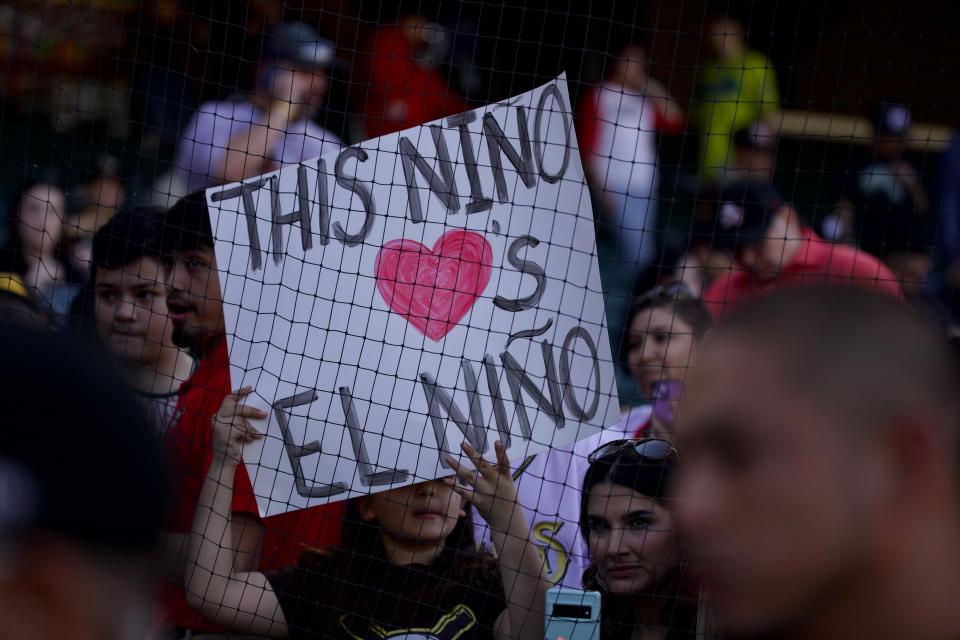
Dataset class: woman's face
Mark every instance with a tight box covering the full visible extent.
[625,305,696,398]
[586,482,680,595]
[18,184,65,255]
[363,478,466,545]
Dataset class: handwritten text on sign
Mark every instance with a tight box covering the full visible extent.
[208,75,619,515]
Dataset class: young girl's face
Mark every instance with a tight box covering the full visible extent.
[363,478,466,545]
[586,482,681,595]
[626,305,696,398]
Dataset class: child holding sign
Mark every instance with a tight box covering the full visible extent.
[185,387,549,640]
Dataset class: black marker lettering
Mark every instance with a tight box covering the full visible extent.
[339,386,410,486]
[558,326,602,421]
[493,235,547,312]
[316,158,332,246]
[420,362,490,469]
[533,83,572,184]
[210,176,271,271]
[483,107,537,202]
[399,125,460,222]
[446,112,492,214]
[268,166,313,265]
[333,148,376,246]
[500,340,566,436]
[483,355,512,448]
[273,390,349,499]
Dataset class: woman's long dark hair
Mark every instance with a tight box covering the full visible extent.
[580,449,698,640]
[298,490,498,634]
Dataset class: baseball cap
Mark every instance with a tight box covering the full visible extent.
[872,101,912,137]
[709,180,785,252]
[263,22,336,69]
[0,324,169,551]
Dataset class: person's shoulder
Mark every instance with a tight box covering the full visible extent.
[745,49,776,70]
[819,240,903,295]
[704,270,748,317]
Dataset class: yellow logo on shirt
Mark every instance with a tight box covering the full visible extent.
[532,520,570,585]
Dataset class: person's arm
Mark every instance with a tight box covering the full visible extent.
[448,442,548,640]
[645,77,685,133]
[184,387,288,638]
[212,70,310,185]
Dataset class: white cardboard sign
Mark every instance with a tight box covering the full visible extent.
[207,74,619,516]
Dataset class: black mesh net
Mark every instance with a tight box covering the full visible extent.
[1,1,958,638]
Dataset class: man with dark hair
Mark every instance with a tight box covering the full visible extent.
[0,322,169,640]
[675,286,960,639]
[90,208,195,436]
[159,191,345,577]
[703,180,902,318]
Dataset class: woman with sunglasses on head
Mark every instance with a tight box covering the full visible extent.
[620,282,712,440]
[580,438,699,640]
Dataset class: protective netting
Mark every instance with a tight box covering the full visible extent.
[1,1,958,639]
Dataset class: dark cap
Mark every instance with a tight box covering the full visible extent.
[872,101,912,137]
[709,180,785,252]
[263,22,336,69]
[0,324,169,551]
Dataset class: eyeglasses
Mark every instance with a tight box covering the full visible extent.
[587,438,679,465]
[635,281,695,307]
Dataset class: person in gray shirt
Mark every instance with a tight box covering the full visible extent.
[175,22,342,192]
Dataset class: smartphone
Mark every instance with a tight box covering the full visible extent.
[544,587,601,640]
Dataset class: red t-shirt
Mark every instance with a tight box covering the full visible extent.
[354,25,470,138]
[157,341,347,627]
[704,228,904,319]
[158,340,260,632]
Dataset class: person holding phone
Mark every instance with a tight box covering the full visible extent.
[579,438,700,640]
[175,21,342,192]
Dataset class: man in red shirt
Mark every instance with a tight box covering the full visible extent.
[154,192,264,637]
[703,181,902,319]
[160,192,345,590]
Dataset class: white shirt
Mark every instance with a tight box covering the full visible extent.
[475,405,653,588]
[588,84,659,198]
[175,99,342,193]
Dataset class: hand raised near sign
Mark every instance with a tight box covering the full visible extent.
[212,386,268,466]
[447,441,520,533]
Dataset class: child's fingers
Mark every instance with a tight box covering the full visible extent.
[461,441,497,482]
[445,454,479,488]
[494,440,510,475]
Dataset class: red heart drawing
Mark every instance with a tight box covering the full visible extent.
[375,230,493,341]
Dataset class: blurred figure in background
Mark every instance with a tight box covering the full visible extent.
[1,176,67,313]
[175,21,341,192]
[829,101,935,298]
[676,287,960,639]
[578,42,685,269]
[703,181,902,318]
[353,11,469,138]
[692,16,780,181]
[730,120,777,184]
[0,323,169,640]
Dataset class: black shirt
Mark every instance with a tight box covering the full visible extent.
[268,550,507,640]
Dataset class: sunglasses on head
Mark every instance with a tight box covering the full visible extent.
[587,438,679,465]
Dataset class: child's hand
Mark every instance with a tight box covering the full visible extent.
[446,441,520,532]
[212,386,267,465]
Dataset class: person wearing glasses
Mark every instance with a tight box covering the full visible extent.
[580,438,700,639]
[621,282,713,439]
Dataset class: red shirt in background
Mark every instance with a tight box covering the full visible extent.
[158,340,260,632]
[704,227,903,319]
[354,24,470,138]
